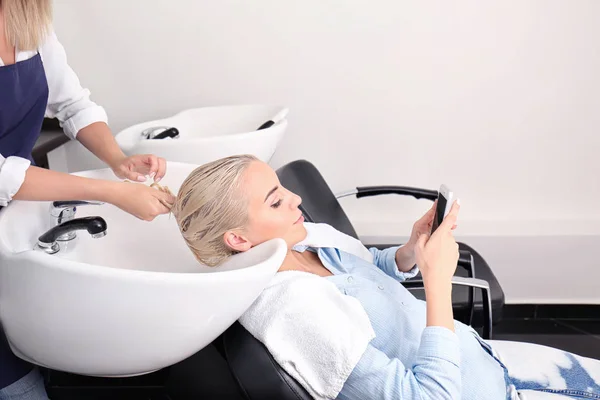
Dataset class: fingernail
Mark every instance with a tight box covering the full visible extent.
[155,176,162,183]
[137,175,147,182]
[149,172,156,179]
[456,198,461,205]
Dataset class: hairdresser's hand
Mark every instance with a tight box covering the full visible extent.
[111,154,167,183]
[414,201,460,287]
[108,181,175,221]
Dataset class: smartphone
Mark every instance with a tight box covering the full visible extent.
[431,184,455,234]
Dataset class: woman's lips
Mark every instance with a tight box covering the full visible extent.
[294,215,305,224]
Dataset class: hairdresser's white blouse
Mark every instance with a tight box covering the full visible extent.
[0,29,107,206]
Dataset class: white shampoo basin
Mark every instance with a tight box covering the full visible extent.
[0,162,286,377]
[115,105,288,165]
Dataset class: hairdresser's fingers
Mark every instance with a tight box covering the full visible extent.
[156,189,176,205]
[157,198,172,211]
[140,154,159,178]
[121,166,146,182]
[154,157,167,182]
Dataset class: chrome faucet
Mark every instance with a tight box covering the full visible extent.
[36,216,107,255]
[140,126,180,140]
[49,200,104,241]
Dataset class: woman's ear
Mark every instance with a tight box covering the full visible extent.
[223,230,252,252]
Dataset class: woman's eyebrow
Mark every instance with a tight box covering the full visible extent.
[264,186,279,202]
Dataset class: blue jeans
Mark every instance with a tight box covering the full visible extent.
[0,327,48,400]
[489,340,600,399]
[0,368,48,400]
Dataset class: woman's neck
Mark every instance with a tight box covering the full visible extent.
[279,249,332,277]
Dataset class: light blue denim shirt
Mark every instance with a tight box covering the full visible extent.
[292,244,510,400]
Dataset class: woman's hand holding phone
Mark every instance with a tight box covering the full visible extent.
[416,200,460,284]
[414,200,461,332]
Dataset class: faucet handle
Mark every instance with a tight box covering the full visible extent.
[49,201,104,241]
[37,216,108,254]
[51,200,104,208]
[49,202,105,240]
[50,200,104,217]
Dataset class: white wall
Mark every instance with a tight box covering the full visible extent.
[51,0,600,303]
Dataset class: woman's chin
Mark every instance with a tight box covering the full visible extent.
[287,224,308,248]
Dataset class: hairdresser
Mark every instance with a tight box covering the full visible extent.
[0,1,175,398]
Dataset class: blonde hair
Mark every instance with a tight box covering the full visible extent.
[172,155,259,267]
[2,0,53,51]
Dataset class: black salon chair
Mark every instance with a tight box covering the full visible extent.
[218,159,505,400]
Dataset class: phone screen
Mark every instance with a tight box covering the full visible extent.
[430,193,448,234]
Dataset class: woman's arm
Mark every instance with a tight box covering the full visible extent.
[41,29,108,141]
[11,165,174,221]
[340,204,462,399]
[416,201,461,333]
[40,30,166,182]
[368,244,454,332]
[76,122,167,182]
[424,279,455,333]
[40,29,124,166]
[387,201,459,274]
[0,155,31,207]
[368,246,420,282]
[76,122,127,170]
[367,202,439,277]
[338,327,461,400]
[395,245,418,271]
[0,154,119,207]
[12,164,116,203]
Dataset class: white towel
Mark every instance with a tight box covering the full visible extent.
[297,222,374,264]
[238,222,376,400]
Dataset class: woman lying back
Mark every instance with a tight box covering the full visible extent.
[172,155,600,400]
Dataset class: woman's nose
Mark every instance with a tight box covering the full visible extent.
[290,194,302,208]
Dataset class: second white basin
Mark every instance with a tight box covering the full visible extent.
[115,104,288,165]
[0,163,286,377]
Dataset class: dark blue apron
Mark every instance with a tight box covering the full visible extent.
[0,52,49,388]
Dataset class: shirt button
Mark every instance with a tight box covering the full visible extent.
[378,285,384,290]
[347,276,354,283]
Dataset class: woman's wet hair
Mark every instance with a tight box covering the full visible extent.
[171,154,258,267]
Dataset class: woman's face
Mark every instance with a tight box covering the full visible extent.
[225,160,306,251]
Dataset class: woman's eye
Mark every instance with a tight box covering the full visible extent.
[271,199,282,209]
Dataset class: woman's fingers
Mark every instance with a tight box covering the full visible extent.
[426,200,437,217]
[440,200,460,231]
[414,233,428,266]
[415,233,429,256]
[417,232,429,248]
[420,200,437,223]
